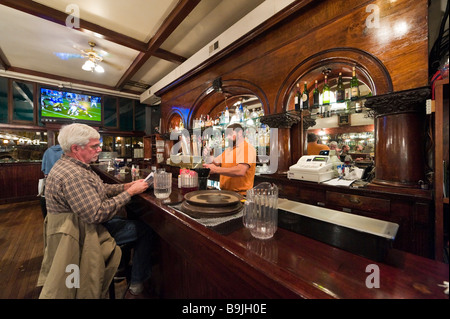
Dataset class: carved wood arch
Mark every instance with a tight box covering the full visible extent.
[188,79,269,128]
[276,47,393,113]
[166,110,183,132]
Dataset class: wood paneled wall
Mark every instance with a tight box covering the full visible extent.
[0,163,44,204]
[158,0,428,131]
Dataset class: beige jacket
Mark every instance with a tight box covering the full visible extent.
[37,213,121,299]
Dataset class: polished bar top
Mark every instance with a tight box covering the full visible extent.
[92,164,449,299]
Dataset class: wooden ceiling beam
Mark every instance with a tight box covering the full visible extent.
[0,46,11,70]
[154,48,187,64]
[115,0,200,89]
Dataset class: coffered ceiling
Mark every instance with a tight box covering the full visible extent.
[0,0,270,101]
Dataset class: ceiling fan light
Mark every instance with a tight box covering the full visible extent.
[94,64,104,73]
[82,60,95,71]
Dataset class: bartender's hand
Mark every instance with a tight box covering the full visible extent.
[125,179,149,196]
[202,146,214,164]
[203,163,219,174]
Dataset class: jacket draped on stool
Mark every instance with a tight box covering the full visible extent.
[37,212,121,299]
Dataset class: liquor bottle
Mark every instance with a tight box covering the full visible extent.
[224,106,230,124]
[350,66,359,100]
[235,104,241,123]
[322,75,330,105]
[239,102,244,122]
[313,80,319,108]
[336,72,345,102]
[294,83,301,111]
[302,81,309,109]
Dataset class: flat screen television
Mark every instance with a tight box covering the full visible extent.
[39,87,102,125]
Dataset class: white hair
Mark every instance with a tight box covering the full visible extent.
[329,141,338,148]
[58,123,100,153]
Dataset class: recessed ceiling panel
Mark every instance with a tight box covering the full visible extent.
[162,0,265,56]
[131,56,178,87]
[0,5,139,87]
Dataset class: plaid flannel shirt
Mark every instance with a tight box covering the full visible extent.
[45,154,131,224]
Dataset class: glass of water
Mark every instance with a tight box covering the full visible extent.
[154,171,172,199]
[243,182,278,239]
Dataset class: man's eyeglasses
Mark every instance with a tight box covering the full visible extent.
[82,144,101,150]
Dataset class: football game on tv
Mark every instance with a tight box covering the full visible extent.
[40,87,102,124]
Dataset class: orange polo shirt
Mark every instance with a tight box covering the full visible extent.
[307,142,330,155]
[214,140,256,195]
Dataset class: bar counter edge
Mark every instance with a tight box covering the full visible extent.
[92,164,449,299]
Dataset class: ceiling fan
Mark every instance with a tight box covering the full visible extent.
[54,42,121,73]
[80,41,104,73]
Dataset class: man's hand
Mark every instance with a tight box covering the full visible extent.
[203,163,219,174]
[125,179,149,196]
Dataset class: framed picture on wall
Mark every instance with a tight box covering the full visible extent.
[338,114,350,126]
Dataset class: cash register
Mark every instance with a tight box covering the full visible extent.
[288,154,335,182]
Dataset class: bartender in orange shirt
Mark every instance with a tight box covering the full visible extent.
[307,132,330,155]
[203,123,256,195]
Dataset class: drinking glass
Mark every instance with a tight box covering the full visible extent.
[180,170,198,195]
[154,172,172,199]
[243,182,278,239]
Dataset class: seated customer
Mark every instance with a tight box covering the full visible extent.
[307,133,330,155]
[40,144,64,218]
[340,144,353,163]
[328,141,341,155]
[39,123,153,299]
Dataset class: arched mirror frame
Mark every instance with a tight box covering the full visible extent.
[166,111,183,132]
[277,47,393,111]
[276,48,393,168]
[189,79,269,127]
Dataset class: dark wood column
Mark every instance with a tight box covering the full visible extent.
[260,111,304,173]
[365,87,431,188]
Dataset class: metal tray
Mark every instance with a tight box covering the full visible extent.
[184,190,242,207]
[181,200,243,219]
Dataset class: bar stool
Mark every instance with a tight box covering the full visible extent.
[108,241,135,299]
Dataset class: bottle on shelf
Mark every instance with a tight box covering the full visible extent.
[294,83,301,111]
[224,106,230,124]
[234,104,241,123]
[336,72,345,102]
[313,80,319,109]
[322,75,330,105]
[351,66,360,100]
[238,100,244,122]
[302,81,309,110]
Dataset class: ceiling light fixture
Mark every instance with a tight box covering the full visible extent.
[81,42,104,73]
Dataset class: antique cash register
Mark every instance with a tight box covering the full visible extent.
[288,155,335,182]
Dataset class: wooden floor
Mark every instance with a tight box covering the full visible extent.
[0,200,128,299]
[0,200,44,299]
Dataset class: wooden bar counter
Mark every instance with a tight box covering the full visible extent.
[92,164,448,299]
